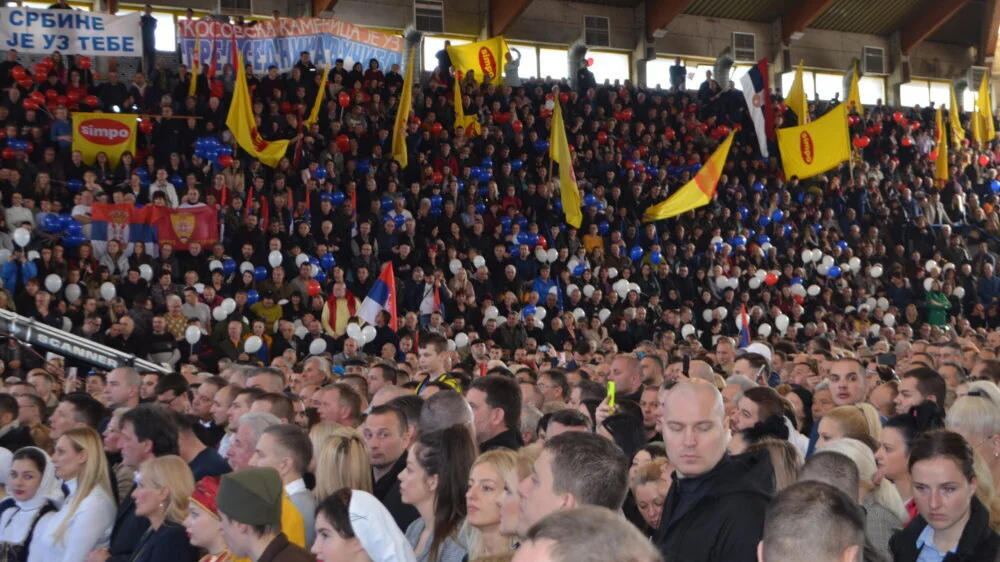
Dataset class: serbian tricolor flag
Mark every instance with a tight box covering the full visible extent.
[739,304,751,348]
[358,263,398,331]
[90,203,157,258]
[739,59,774,158]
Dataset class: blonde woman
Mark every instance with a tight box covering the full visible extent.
[816,404,881,448]
[948,393,1000,494]
[128,456,198,562]
[463,450,518,560]
[498,445,541,539]
[745,438,801,492]
[308,421,343,473]
[629,458,669,537]
[313,428,373,501]
[28,428,115,562]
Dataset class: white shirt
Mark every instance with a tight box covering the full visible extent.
[218,432,234,458]
[27,478,115,562]
[285,478,306,497]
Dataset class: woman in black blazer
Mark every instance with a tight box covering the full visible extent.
[127,456,199,562]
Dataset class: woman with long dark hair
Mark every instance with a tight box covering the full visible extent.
[877,402,945,520]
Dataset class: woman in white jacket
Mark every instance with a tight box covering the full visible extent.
[28,428,115,562]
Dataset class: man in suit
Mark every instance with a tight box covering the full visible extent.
[93,405,178,562]
[249,424,316,546]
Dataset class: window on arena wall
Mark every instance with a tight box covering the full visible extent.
[929,82,951,109]
[115,9,177,53]
[900,80,931,108]
[781,70,815,100]
[644,59,672,89]
[508,44,539,80]
[538,47,568,80]
[422,36,471,73]
[814,73,843,102]
[587,51,628,85]
[858,76,884,105]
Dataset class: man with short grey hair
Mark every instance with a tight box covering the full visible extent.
[418,389,473,436]
[226,412,280,471]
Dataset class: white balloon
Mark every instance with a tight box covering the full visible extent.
[816,264,830,276]
[749,278,761,290]
[64,283,81,303]
[496,316,507,326]
[865,297,877,310]
[566,284,579,296]
[573,308,586,321]
[545,99,555,110]
[447,339,457,351]
[549,286,559,295]
[243,335,263,353]
[25,251,38,262]
[775,314,790,332]
[547,249,559,263]
[61,317,72,331]
[361,325,377,345]
[294,326,308,339]
[607,267,619,279]
[629,283,641,294]
[870,324,880,337]
[790,284,806,297]
[925,259,937,273]
[801,249,813,263]
[194,283,205,294]
[711,236,723,245]
[535,307,546,320]
[455,333,469,348]
[209,260,223,272]
[807,284,821,297]
[870,264,883,278]
[138,264,153,282]
[309,339,327,355]
[534,248,547,263]
[213,306,228,321]
[295,253,310,267]
[185,326,202,345]
[954,286,966,299]
[240,261,254,274]
[44,274,61,293]
[0,249,10,263]
[311,264,320,278]
[616,285,629,299]
[450,259,463,274]
[849,257,861,272]
[728,277,740,290]
[810,249,822,263]
[346,323,362,340]
[12,228,29,247]
[877,297,890,310]
[703,309,714,322]
[715,306,728,319]
[822,255,834,268]
[567,258,580,272]
[222,298,237,314]
[583,285,595,298]
[883,313,896,327]
[681,324,696,338]
[485,306,499,320]
[473,256,486,269]
[755,270,767,280]
[923,278,934,292]
[758,323,772,337]
[598,308,611,324]
[100,282,116,301]
[716,276,729,290]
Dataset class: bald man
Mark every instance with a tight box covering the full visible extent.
[655,379,774,562]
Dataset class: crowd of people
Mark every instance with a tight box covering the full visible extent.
[0,2,997,561]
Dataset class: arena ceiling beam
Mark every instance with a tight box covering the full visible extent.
[979,0,1000,64]
[899,0,970,54]
[645,0,693,42]
[489,0,533,38]
[780,0,837,43]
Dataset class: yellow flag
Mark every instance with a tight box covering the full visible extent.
[391,49,415,169]
[226,52,289,168]
[453,78,480,136]
[846,62,861,114]
[786,61,809,124]
[777,104,851,179]
[644,132,735,222]
[188,30,200,98]
[950,84,965,147]
[935,106,949,188]
[446,37,509,85]
[304,65,329,129]
[978,72,995,145]
[550,91,581,228]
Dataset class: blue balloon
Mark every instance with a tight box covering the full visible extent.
[758,215,770,227]
[135,167,148,179]
[629,246,643,261]
[41,214,61,233]
[64,222,82,237]
[477,170,491,182]
[992,179,1000,193]
[527,233,539,246]
[758,234,770,245]
[21,262,36,280]
[393,214,406,227]
[478,186,489,197]
[481,157,493,168]
[429,207,442,216]
[771,209,784,222]
[837,240,849,251]
[791,277,803,285]
[203,148,220,161]
[747,229,756,239]
[752,181,764,192]
[62,234,85,248]
[320,253,336,270]
[381,196,394,211]
[828,265,842,278]
[583,193,597,207]
[314,168,327,180]
[216,146,232,157]
[714,242,723,253]
[573,264,586,276]
[254,266,268,282]
[169,175,183,186]
[517,232,529,245]
[522,305,537,318]
[246,290,260,306]
[812,224,822,233]
[331,191,346,205]
[308,256,320,267]
[554,199,563,212]
[783,224,793,236]
[510,244,520,257]
[511,159,523,171]
[650,251,662,265]
[430,195,443,208]
[313,268,326,282]
[733,235,747,247]
[500,217,512,227]
[320,193,334,203]
[598,221,610,235]
[475,202,486,214]
[59,213,73,230]
[222,259,236,275]
[738,207,749,220]
[471,167,483,178]
[66,179,83,192]
[647,167,658,176]
[534,140,549,152]
[455,180,464,192]
[358,159,370,174]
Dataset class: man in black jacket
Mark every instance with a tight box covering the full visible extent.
[468,375,523,452]
[655,379,774,562]
[362,404,418,531]
[0,393,33,452]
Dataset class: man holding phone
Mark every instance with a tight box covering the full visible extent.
[609,354,643,402]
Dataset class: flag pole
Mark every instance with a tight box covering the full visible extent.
[549,87,557,187]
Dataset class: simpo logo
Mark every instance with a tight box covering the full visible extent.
[79,119,132,146]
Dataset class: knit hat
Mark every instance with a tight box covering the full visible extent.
[216,468,283,526]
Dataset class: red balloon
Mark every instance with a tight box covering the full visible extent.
[847,115,859,126]
[44,89,62,101]
[338,92,350,108]
[764,273,778,286]
[10,66,24,81]
[77,56,91,71]
[55,95,68,107]
[432,122,443,136]
[852,136,871,149]
[83,95,99,107]
[597,131,608,144]
[664,127,676,141]
[929,151,939,160]
[586,57,594,67]
[307,280,321,297]
[139,119,153,134]
[536,236,548,249]
[280,101,292,114]
[335,134,350,152]
[33,71,46,83]
[540,109,552,119]
[432,171,443,184]
[698,122,709,134]
[872,123,883,134]
[217,155,235,168]
[558,92,569,104]
[66,91,80,103]
[16,78,32,89]
[893,111,905,123]
[512,120,523,133]
[410,116,422,127]
[1,148,14,160]
[29,92,45,104]
[980,155,990,166]
[901,137,913,147]
[622,108,633,120]
[22,100,38,111]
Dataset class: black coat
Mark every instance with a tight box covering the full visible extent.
[372,451,419,532]
[0,425,34,453]
[129,521,199,562]
[655,450,774,562]
[889,496,1000,562]
[108,493,150,562]
[480,427,523,453]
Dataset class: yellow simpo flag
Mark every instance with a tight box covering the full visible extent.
[188,29,200,98]
[72,113,137,165]
[304,65,329,129]
[391,49,416,169]
[777,104,851,179]
[786,61,809,124]
[453,78,481,136]
[977,72,996,145]
[935,106,949,188]
[846,62,861,113]
[550,91,582,228]
[447,37,509,84]
[950,84,965,146]
[226,52,290,167]
[644,132,735,222]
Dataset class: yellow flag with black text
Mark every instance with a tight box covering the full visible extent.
[226,52,289,167]
[550,93,581,228]
[447,37,509,85]
[644,132,735,222]
[777,104,850,179]
[391,49,416,169]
